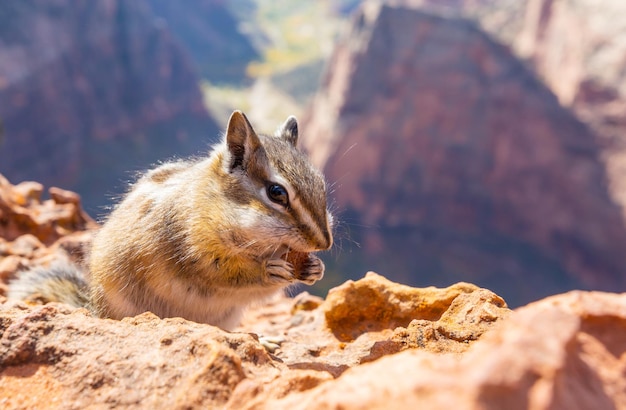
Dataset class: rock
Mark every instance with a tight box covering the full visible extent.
[0,306,267,409]
[48,187,81,205]
[238,272,509,377]
[0,174,96,295]
[302,2,626,306]
[507,0,626,227]
[505,0,626,111]
[408,0,626,256]
[0,1,222,212]
[411,0,626,230]
[0,174,97,246]
[1,268,624,408]
[394,0,626,232]
[249,291,626,409]
[0,272,511,409]
[323,272,508,343]
[0,256,24,283]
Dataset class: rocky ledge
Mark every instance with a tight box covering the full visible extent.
[1,175,625,409]
[0,174,96,297]
[1,276,624,409]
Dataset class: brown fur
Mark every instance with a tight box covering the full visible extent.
[87,111,333,329]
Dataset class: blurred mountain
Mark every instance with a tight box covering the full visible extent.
[405,0,626,124]
[0,1,259,213]
[146,0,260,83]
[505,0,626,219]
[302,3,626,306]
[362,0,626,216]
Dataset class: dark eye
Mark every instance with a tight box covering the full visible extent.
[267,183,289,207]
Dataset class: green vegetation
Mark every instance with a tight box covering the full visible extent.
[202,1,343,127]
[246,0,339,77]
[201,81,254,125]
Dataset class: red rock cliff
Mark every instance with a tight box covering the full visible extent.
[401,0,626,217]
[0,0,223,212]
[511,0,626,220]
[303,3,626,306]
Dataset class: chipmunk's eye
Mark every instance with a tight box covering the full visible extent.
[267,183,289,207]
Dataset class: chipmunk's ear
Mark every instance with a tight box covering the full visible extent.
[226,110,261,171]
[276,115,298,147]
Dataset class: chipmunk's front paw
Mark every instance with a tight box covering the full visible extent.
[264,258,295,285]
[296,254,325,285]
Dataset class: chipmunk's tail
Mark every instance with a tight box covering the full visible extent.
[8,261,89,308]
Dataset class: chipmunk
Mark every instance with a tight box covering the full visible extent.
[8,111,333,331]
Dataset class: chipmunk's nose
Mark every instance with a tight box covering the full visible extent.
[303,211,333,251]
[316,227,333,251]
[315,213,333,250]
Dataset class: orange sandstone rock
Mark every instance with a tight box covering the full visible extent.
[1,276,624,409]
[323,272,508,343]
[251,291,626,410]
[0,306,256,408]
[0,174,97,295]
[0,174,97,245]
[237,272,510,377]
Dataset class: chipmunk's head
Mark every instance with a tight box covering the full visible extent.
[220,110,333,256]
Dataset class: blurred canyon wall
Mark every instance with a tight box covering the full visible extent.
[0,0,258,214]
[303,1,626,306]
